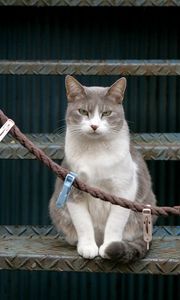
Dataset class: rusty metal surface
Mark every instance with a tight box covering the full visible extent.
[132,133,180,160]
[0,0,179,6]
[0,133,65,160]
[0,133,180,160]
[0,225,179,274]
[0,60,180,76]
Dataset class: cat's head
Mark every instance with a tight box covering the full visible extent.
[65,75,127,140]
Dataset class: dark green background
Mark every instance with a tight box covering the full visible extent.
[0,6,179,300]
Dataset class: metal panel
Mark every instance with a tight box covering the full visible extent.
[0,0,180,6]
[0,271,179,300]
[0,7,180,61]
[0,60,180,75]
[1,133,180,160]
[0,225,179,274]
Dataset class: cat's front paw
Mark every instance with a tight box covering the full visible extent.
[99,243,111,259]
[77,243,99,259]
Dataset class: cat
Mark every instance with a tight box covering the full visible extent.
[49,75,157,261]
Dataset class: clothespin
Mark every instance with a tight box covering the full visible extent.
[142,205,152,250]
[56,172,77,208]
[0,119,15,142]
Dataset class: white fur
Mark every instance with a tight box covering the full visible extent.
[80,106,110,136]
[67,200,99,259]
[65,121,138,259]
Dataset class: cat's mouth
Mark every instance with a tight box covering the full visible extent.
[85,130,103,139]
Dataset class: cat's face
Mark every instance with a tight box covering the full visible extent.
[65,76,127,140]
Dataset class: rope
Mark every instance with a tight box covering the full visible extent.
[0,109,179,217]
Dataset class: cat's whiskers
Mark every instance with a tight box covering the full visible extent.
[56,118,66,123]
[68,130,85,138]
[126,120,135,125]
[53,125,66,134]
[68,124,84,131]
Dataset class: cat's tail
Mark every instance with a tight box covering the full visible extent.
[105,238,147,262]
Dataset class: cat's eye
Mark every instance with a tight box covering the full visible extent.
[102,111,112,117]
[78,109,89,116]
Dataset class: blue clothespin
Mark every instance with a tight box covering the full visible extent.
[56,172,77,208]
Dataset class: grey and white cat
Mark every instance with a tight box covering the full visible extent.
[49,75,157,261]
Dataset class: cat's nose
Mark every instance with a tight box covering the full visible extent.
[91,125,98,131]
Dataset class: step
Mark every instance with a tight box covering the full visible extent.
[1,133,180,160]
[0,0,179,7]
[0,225,179,274]
[0,60,180,75]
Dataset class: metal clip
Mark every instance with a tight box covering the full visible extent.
[56,172,77,208]
[142,205,152,250]
[0,119,15,142]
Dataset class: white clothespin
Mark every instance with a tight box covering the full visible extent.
[142,205,152,250]
[0,119,15,142]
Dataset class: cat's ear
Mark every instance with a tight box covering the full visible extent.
[65,75,86,102]
[107,77,127,104]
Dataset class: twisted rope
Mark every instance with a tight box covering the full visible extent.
[0,109,179,217]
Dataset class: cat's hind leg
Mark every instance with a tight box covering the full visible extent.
[99,209,150,261]
[104,238,147,262]
[99,204,131,258]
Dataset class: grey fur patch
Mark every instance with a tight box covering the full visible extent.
[105,239,147,262]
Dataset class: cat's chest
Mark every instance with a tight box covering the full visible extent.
[67,145,120,175]
[66,146,137,196]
